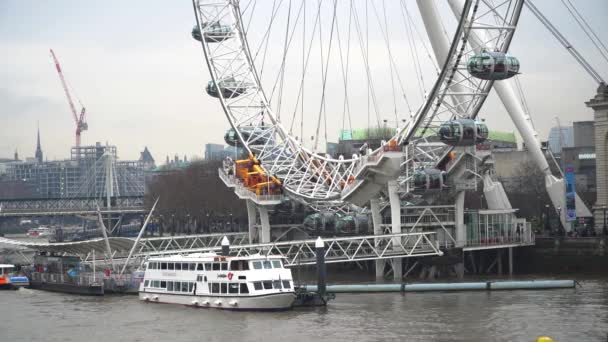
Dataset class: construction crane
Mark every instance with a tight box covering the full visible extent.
[50,49,88,147]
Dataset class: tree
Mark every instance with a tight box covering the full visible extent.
[145,160,246,235]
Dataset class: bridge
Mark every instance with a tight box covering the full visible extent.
[0,231,442,267]
[136,232,443,266]
[0,196,145,217]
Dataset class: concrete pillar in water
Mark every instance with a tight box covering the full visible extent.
[388,180,402,280]
[370,198,385,278]
[246,200,257,243]
[258,206,271,243]
[221,236,230,256]
[455,191,466,247]
[508,247,513,276]
[497,250,503,276]
[315,237,326,297]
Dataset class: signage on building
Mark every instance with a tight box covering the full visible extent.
[564,164,576,221]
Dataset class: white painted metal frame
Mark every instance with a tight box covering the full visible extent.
[192,0,523,203]
[138,231,442,266]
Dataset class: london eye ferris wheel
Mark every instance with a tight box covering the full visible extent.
[191,0,525,209]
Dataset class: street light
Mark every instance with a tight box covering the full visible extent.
[544,204,550,233]
[603,205,607,236]
[556,206,563,236]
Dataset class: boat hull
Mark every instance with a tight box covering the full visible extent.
[28,281,104,296]
[139,291,296,311]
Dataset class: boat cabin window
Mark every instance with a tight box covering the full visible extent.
[230,260,250,270]
[197,275,202,282]
[221,263,228,271]
[221,283,227,294]
[262,261,272,269]
[167,282,173,291]
[272,280,282,289]
[240,283,249,294]
[144,280,149,287]
[205,263,212,271]
[229,283,239,294]
[211,283,220,293]
[253,282,263,290]
[212,263,220,271]
[197,263,204,271]
[282,281,291,289]
[262,281,272,290]
[161,263,167,270]
[271,260,282,269]
[173,263,179,271]
[182,263,189,270]
[160,281,166,288]
[189,263,196,271]
[252,261,262,270]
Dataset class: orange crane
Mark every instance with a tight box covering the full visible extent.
[50,49,88,147]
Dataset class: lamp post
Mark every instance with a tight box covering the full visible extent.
[603,205,607,236]
[556,206,563,236]
[544,204,550,234]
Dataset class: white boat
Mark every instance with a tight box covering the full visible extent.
[139,253,296,310]
[0,264,29,289]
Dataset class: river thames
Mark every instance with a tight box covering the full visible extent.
[1,276,607,342]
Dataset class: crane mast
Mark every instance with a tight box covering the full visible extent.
[50,49,88,147]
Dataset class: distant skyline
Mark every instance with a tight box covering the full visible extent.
[1,0,607,162]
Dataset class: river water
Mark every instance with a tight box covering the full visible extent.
[2,277,607,342]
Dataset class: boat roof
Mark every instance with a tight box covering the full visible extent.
[148,253,284,262]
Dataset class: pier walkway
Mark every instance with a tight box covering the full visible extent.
[138,232,443,266]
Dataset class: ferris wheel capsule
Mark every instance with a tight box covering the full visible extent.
[191,22,234,43]
[413,169,447,192]
[438,119,488,146]
[467,51,520,81]
[224,126,270,147]
[207,77,249,99]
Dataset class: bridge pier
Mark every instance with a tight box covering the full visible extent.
[388,180,402,281]
[455,191,466,247]
[258,206,271,243]
[246,200,257,243]
[370,199,384,279]
[508,247,513,276]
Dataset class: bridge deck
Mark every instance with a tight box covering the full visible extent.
[138,232,443,266]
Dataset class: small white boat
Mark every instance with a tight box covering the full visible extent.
[139,253,296,310]
[0,264,29,289]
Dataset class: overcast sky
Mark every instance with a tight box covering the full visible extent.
[1,0,607,163]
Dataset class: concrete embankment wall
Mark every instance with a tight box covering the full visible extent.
[517,237,607,273]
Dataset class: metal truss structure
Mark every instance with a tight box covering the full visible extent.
[192,0,524,204]
[137,231,442,266]
[0,196,145,217]
[134,232,249,256]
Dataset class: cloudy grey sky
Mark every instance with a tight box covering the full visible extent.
[1,0,607,162]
